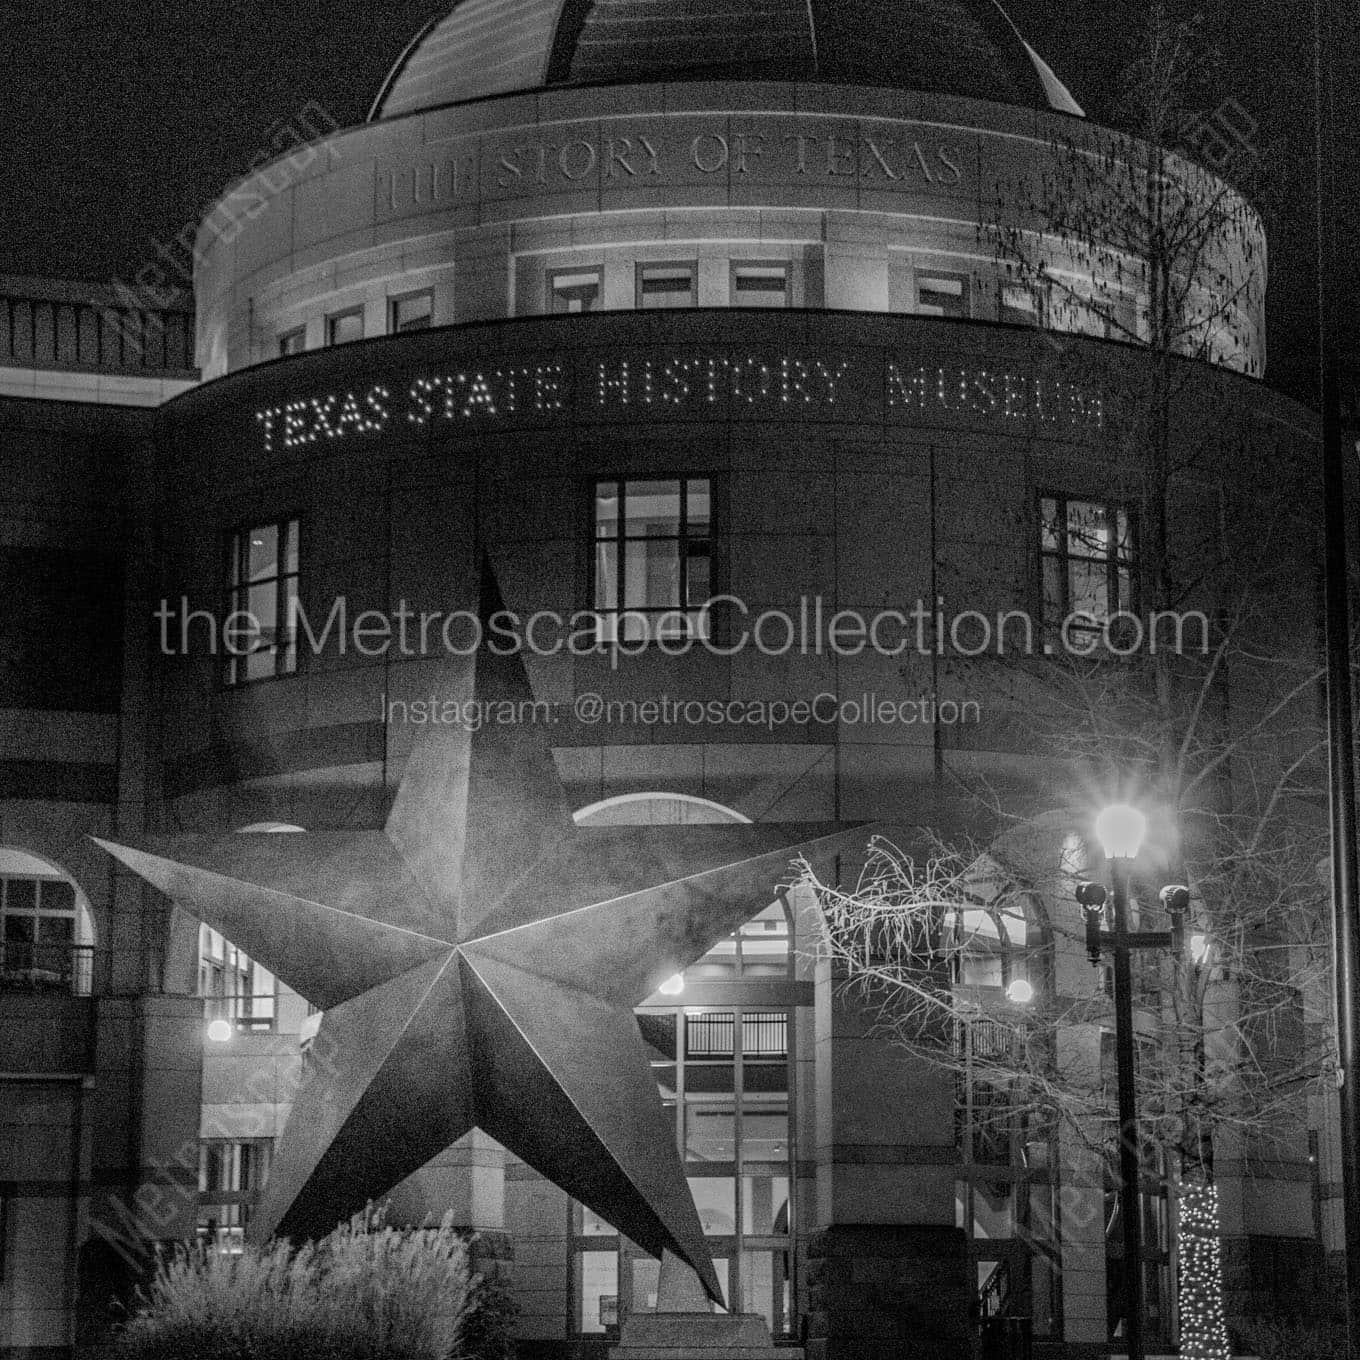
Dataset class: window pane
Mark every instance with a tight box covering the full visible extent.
[740,1104,789,1160]
[247,582,278,645]
[392,293,433,333]
[580,1204,615,1236]
[1066,500,1111,559]
[595,483,619,539]
[282,519,300,576]
[686,479,711,530]
[918,274,969,318]
[4,914,35,942]
[739,1249,789,1334]
[551,269,601,314]
[639,265,695,308]
[5,879,36,913]
[625,481,682,537]
[327,311,363,345]
[577,1250,617,1333]
[594,542,619,612]
[685,1103,736,1160]
[278,328,305,356]
[1069,559,1109,620]
[631,1256,661,1313]
[246,525,279,583]
[36,914,73,942]
[742,1175,791,1235]
[279,577,299,673]
[40,879,75,914]
[688,1177,736,1234]
[1042,556,1064,623]
[1039,497,1061,550]
[733,265,788,308]
[624,539,680,610]
[1001,283,1038,319]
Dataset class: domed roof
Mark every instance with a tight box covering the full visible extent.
[368,0,1083,121]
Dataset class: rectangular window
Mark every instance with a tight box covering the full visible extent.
[198,1139,274,1253]
[1039,494,1137,636]
[389,291,433,334]
[637,262,697,309]
[549,267,602,314]
[916,272,970,319]
[999,281,1045,327]
[277,327,306,357]
[325,308,364,346]
[226,517,301,685]
[592,478,713,642]
[731,262,789,308]
[198,924,277,1031]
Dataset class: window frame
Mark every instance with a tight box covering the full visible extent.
[586,475,721,644]
[324,306,365,346]
[277,326,306,357]
[1036,491,1139,639]
[998,279,1048,328]
[548,265,603,314]
[635,261,698,309]
[224,515,303,687]
[0,873,88,994]
[729,260,790,308]
[388,289,434,334]
[915,269,972,319]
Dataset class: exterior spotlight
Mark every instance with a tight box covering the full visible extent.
[206,1018,233,1043]
[1161,883,1190,954]
[1076,881,1108,965]
[1189,933,1211,967]
[1095,804,1147,860]
[1005,977,1034,1005]
[658,973,685,996]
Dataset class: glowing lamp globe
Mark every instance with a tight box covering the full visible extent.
[1095,804,1147,860]
[206,1018,234,1043]
[658,973,685,996]
[1006,978,1034,1005]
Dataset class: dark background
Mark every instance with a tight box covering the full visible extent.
[0,0,1352,395]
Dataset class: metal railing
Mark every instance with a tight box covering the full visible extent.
[0,941,95,995]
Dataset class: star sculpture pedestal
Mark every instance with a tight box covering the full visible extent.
[609,1253,799,1360]
[95,561,873,1310]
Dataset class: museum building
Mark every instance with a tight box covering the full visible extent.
[0,1,1341,1357]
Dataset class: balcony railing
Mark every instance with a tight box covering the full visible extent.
[0,941,95,995]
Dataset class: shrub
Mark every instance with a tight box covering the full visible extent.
[115,1211,498,1360]
[1237,1314,1349,1360]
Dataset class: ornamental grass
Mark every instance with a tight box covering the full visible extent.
[115,1211,505,1360]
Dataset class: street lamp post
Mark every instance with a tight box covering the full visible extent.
[1076,804,1191,1360]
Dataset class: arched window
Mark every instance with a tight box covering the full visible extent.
[946,854,1046,994]
[0,848,95,995]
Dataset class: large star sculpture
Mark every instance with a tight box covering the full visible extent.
[93,563,868,1303]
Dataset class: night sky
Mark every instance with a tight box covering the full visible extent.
[0,0,1340,393]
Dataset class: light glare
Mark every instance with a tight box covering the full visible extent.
[206,1018,234,1043]
[1006,978,1034,1005]
[1095,803,1147,860]
[658,973,685,996]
